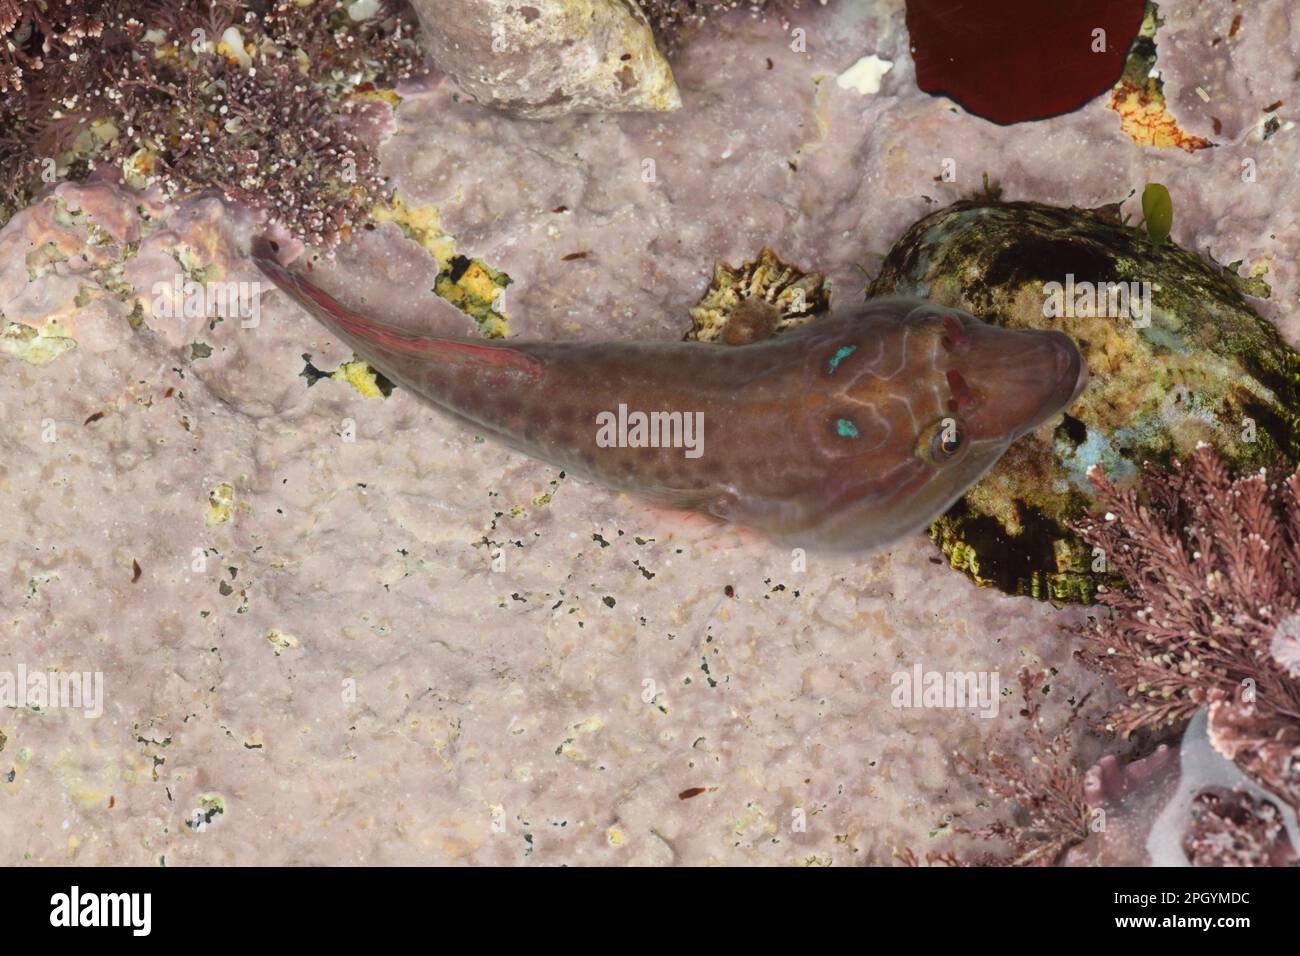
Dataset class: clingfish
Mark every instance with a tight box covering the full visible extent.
[253,241,1087,551]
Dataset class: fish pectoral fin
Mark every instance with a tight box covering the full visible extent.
[705,491,738,522]
[626,486,736,524]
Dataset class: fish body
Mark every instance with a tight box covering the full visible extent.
[254,244,1087,551]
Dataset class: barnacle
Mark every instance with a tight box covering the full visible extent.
[685,246,830,344]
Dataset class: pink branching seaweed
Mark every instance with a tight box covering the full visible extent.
[1182,788,1298,867]
[948,668,1095,866]
[1072,445,1300,808]
[1,1,423,246]
[935,448,1300,867]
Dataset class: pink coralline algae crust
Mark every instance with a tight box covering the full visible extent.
[905,0,1147,125]
[1063,710,1300,867]
[1061,746,1180,866]
[0,179,1107,865]
[0,0,1297,865]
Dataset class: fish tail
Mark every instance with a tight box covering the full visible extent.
[251,236,433,349]
[250,236,543,379]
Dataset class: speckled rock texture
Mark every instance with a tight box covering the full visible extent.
[0,0,1296,865]
[412,0,681,118]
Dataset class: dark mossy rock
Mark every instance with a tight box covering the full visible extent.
[868,199,1300,602]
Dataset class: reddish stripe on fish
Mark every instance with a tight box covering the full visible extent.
[252,238,543,380]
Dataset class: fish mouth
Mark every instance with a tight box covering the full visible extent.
[991,329,1088,438]
[1050,330,1089,405]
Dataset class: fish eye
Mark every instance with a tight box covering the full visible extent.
[925,418,965,462]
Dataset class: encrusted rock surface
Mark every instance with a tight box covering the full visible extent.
[1,0,1296,865]
[412,0,681,118]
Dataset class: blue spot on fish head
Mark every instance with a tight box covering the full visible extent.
[827,344,858,374]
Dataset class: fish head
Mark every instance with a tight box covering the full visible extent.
[792,300,1087,549]
[900,303,1086,528]
[883,300,1087,466]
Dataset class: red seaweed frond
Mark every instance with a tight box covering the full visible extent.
[1182,788,1299,867]
[950,668,1095,866]
[1,0,425,246]
[1072,446,1300,808]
